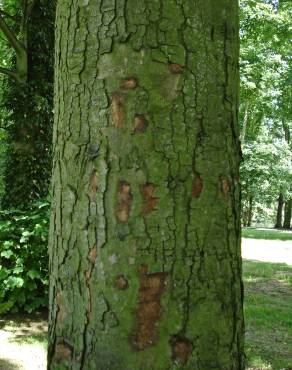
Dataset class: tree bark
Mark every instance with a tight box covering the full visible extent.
[240,100,249,144]
[247,195,253,227]
[282,121,291,229]
[275,193,284,229]
[48,1,244,369]
[283,199,292,229]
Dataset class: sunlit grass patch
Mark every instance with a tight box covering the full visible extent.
[243,260,292,369]
[242,228,292,241]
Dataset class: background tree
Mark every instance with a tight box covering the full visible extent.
[48,1,244,369]
[240,0,292,227]
[0,0,55,208]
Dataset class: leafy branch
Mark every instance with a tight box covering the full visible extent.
[0,0,36,83]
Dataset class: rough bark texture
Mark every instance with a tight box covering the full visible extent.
[48,1,244,369]
[275,193,284,229]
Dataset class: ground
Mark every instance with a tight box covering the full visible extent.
[0,230,291,370]
[0,311,47,370]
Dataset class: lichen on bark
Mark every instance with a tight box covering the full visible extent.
[48,1,244,369]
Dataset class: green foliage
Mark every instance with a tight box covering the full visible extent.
[242,227,292,240]
[239,0,292,226]
[0,0,55,208]
[0,201,49,314]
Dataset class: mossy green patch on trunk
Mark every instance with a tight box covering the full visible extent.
[48,1,244,369]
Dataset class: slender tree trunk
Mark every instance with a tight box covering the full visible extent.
[240,100,249,144]
[283,200,292,229]
[275,193,284,229]
[282,121,291,229]
[247,195,253,227]
[48,1,244,369]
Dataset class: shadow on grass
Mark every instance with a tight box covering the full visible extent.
[243,260,292,369]
[0,358,20,370]
[0,310,47,348]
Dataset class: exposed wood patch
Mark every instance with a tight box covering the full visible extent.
[115,275,129,290]
[88,245,98,263]
[111,92,125,128]
[220,176,231,196]
[121,77,138,90]
[116,180,132,222]
[54,342,72,363]
[192,173,203,197]
[89,169,98,200]
[168,63,184,74]
[132,265,167,350]
[134,114,148,133]
[56,291,67,323]
[141,183,159,214]
[170,335,192,364]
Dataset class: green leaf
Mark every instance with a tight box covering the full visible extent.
[0,250,14,259]
[0,268,9,280]
[27,269,40,280]
[6,276,24,288]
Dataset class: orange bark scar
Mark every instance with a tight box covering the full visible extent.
[168,63,184,74]
[134,114,148,133]
[142,183,159,214]
[89,169,98,200]
[115,275,129,290]
[111,92,125,128]
[116,181,132,222]
[132,265,167,350]
[88,245,98,263]
[170,335,192,365]
[56,291,67,323]
[192,173,203,197]
[221,176,231,196]
[54,342,72,362]
[121,77,138,90]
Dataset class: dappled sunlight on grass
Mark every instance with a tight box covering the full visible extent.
[243,260,292,369]
[246,354,273,370]
[0,312,47,370]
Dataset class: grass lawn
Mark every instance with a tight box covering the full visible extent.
[242,228,292,241]
[243,260,292,369]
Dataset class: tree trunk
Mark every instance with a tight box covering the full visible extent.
[48,1,244,369]
[282,121,291,229]
[283,199,292,229]
[240,100,249,144]
[247,195,253,227]
[275,193,284,229]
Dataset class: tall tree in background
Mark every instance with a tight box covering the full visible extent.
[240,0,292,226]
[0,0,55,207]
[48,1,244,369]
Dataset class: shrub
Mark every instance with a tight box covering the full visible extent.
[0,200,49,313]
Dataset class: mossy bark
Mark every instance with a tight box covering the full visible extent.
[48,1,244,369]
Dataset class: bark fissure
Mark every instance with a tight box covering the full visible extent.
[48,1,244,369]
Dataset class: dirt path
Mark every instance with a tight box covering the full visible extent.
[242,238,292,265]
[0,313,47,370]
